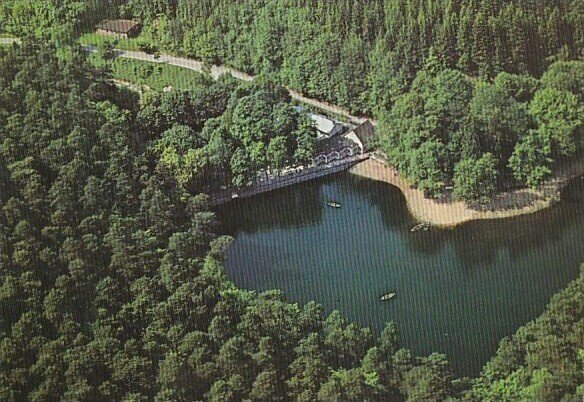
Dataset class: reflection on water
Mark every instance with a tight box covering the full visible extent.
[217,174,584,376]
[219,178,324,233]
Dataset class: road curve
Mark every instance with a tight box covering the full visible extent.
[83,45,372,125]
[3,38,372,124]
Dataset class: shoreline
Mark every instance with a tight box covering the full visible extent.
[350,157,582,228]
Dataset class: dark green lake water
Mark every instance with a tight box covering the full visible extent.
[217,173,584,376]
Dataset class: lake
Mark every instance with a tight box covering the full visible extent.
[217,173,584,376]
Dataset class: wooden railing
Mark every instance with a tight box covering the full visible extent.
[209,151,369,206]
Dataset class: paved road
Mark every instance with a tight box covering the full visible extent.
[83,45,372,125]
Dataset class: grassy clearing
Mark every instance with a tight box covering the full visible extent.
[0,33,20,46]
[91,56,208,92]
[82,31,208,92]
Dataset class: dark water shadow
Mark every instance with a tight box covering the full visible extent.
[350,175,415,230]
[215,174,340,234]
[370,174,584,269]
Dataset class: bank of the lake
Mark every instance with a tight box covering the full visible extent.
[351,157,584,227]
[218,173,584,376]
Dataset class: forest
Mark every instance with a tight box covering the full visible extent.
[0,41,445,402]
[379,58,584,200]
[0,38,582,402]
[136,74,317,190]
[113,0,584,202]
[2,0,583,115]
[0,0,583,400]
[2,0,583,202]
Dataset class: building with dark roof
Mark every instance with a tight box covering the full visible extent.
[96,19,142,39]
[344,120,375,153]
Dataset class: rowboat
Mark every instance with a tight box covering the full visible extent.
[380,293,396,301]
[326,201,341,208]
[410,222,429,232]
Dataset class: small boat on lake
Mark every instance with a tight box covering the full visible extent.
[410,222,430,232]
[326,201,341,208]
[380,293,396,301]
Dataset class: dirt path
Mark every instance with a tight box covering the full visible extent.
[6,38,371,124]
[0,38,21,45]
[110,78,151,94]
[83,45,372,125]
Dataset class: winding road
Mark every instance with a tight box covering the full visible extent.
[83,46,373,125]
[3,36,371,124]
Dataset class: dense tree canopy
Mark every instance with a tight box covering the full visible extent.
[140,75,317,190]
[0,0,583,398]
[106,0,584,115]
[0,41,461,402]
[0,0,127,40]
[4,0,582,115]
[379,60,583,201]
[3,1,582,203]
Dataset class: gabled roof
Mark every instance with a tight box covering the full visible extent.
[352,120,375,144]
[343,120,375,152]
[96,19,141,34]
[310,114,340,135]
[293,106,343,137]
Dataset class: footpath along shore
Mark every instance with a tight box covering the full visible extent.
[350,156,584,227]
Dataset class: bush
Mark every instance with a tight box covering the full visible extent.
[137,40,158,54]
[453,153,499,203]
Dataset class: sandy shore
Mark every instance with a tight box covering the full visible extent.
[350,157,581,228]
